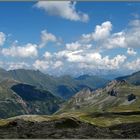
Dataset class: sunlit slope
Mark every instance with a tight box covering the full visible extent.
[57,80,140,114]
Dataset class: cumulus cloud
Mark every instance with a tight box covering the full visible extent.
[127,48,137,56]
[39,30,57,48]
[106,19,140,49]
[80,22,127,50]
[1,20,140,75]
[125,58,140,70]
[0,32,6,46]
[125,20,140,48]
[33,59,50,70]
[35,1,89,22]
[66,42,81,51]
[7,62,29,70]
[53,61,63,69]
[43,51,52,60]
[0,61,30,70]
[57,50,126,70]
[104,32,126,49]
[81,21,112,42]
[2,43,38,58]
[33,46,127,75]
[129,19,140,27]
[79,19,140,51]
[66,41,91,51]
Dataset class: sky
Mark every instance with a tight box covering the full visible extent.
[0,1,140,76]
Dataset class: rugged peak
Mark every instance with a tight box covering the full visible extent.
[74,88,93,98]
[105,80,128,92]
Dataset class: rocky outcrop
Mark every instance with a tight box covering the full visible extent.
[128,93,136,101]
[108,89,118,97]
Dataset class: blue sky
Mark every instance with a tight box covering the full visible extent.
[0,1,140,76]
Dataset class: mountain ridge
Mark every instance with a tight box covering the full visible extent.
[0,67,109,99]
[57,79,140,114]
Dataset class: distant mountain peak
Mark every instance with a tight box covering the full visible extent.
[116,71,140,86]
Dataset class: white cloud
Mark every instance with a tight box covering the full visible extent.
[80,19,140,50]
[125,58,140,70]
[66,42,81,51]
[0,32,6,46]
[39,30,57,48]
[1,20,140,76]
[2,43,38,58]
[7,62,29,70]
[33,59,63,73]
[93,21,112,41]
[38,47,127,74]
[35,1,89,22]
[65,51,126,70]
[81,21,112,42]
[53,61,63,69]
[33,59,50,71]
[105,19,140,49]
[129,19,140,27]
[66,41,92,51]
[43,51,52,60]
[125,22,140,48]
[127,48,137,56]
[102,55,127,70]
[104,32,126,49]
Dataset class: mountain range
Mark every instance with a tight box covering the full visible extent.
[0,68,140,138]
[0,68,109,118]
[0,68,109,99]
[57,79,140,114]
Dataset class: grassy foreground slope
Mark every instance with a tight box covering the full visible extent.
[0,113,140,138]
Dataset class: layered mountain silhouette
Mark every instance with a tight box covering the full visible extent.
[0,68,108,118]
[0,68,108,99]
[0,68,140,138]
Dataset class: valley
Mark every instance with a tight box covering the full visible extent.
[0,68,140,138]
